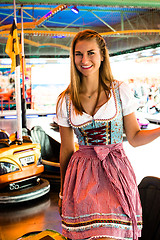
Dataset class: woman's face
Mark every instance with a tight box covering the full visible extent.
[74,39,103,78]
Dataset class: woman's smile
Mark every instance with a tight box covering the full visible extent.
[81,64,93,69]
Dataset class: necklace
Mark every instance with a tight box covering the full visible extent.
[85,88,99,99]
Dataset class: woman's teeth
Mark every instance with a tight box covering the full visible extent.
[82,65,92,69]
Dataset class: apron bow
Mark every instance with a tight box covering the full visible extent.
[94,144,125,162]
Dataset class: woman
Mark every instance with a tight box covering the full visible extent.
[55,29,160,240]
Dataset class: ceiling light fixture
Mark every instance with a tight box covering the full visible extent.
[71,6,79,14]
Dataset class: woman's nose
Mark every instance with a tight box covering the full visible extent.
[81,54,88,64]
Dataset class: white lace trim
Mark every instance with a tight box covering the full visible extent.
[62,222,133,232]
[62,212,128,220]
[90,235,132,240]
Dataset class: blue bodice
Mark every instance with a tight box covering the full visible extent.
[66,81,123,145]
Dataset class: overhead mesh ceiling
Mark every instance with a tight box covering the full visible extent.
[0,4,160,57]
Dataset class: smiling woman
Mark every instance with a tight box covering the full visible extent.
[54,29,144,240]
[54,28,160,240]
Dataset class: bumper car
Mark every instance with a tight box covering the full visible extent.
[0,130,50,204]
[17,230,67,240]
[22,126,61,181]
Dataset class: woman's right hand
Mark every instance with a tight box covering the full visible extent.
[58,198,62,216]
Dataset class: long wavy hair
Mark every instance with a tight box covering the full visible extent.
[56,29,114,115]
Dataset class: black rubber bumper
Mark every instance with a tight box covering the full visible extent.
[0,178,50,204]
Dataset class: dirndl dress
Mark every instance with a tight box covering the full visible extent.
[56,80,142,240]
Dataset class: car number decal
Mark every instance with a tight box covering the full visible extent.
[20,155,35,166]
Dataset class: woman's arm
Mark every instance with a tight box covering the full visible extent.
[123,112,160,147]
[59,125,75,195]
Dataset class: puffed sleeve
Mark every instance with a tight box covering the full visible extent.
[54,97,70,127]
[119,81,138,116]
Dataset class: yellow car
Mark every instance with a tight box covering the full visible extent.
[0,130,50,204]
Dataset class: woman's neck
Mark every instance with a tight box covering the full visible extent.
[80,75,99,96]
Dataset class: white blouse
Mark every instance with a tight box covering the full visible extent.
[55,81,138,128]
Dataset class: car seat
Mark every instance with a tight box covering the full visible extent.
[0,129,10,148]
[138,176,160,240]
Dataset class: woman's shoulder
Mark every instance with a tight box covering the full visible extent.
[57,91,70,106]
[112,79,130,91]
[112,79,121,88]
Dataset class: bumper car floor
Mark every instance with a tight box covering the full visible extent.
[0,178,62,240]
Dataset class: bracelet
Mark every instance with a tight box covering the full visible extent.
[59,192,63,200]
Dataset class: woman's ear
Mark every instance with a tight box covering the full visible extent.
[101,53,104,61]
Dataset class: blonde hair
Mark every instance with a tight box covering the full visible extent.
[56,29,114,115]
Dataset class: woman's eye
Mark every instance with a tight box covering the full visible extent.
[75,53,82,56]
[88,52,94,56]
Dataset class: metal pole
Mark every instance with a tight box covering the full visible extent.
[21,4,27,128]
[13,0,16,19]
[13,0,22,141]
